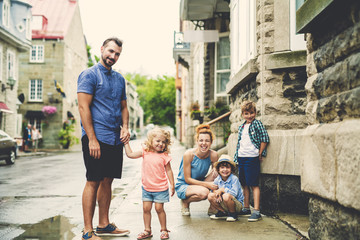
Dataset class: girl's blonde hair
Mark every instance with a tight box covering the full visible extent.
[194,124,215,143]
[144,127,172,153]
[241,100,256,113]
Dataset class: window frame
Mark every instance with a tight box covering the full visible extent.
[7,50,16,81]
[2,0,10,28]
[215,32,231,99]
[28,79,43,102]
[0,45,2,82]
[30,45,45,63]
[230,0,256,76]
[290,0,306,50]
[26,13,32,40]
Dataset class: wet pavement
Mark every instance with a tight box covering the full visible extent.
[0,137,308,240]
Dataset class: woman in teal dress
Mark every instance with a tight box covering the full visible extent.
[175,124,219,216]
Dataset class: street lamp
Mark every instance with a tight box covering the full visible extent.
[1,78,16,92]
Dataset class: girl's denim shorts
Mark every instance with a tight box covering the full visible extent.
[142,186,169,203]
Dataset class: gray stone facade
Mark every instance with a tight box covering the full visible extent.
[227,0,309,215]
[296,0,360,237]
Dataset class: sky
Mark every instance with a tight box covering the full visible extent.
[78,0,180,78]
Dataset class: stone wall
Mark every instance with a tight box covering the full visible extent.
[227,0,309,214]
[297,0,360,237]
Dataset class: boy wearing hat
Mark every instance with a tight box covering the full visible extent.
[208,154,244,222]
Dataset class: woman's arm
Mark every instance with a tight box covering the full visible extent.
[124,143,142,159]
[183,150,218,190]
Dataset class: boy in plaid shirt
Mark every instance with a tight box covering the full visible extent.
[234,100,269,221]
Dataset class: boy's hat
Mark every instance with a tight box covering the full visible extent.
[214,154,237,171]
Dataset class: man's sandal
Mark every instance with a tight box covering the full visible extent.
[160,229,170,240]
[137,229,152,240]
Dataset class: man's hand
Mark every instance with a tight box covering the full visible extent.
[120,127,130,144]
[89,138,101,159]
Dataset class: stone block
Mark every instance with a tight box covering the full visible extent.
[305,100,318,125]
[335,120,360,210]
[300,123,337,201]
[263,130,298,175]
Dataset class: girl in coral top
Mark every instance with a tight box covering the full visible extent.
[124,127,174,240]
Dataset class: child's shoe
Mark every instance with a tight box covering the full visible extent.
[248,212,262,222]
[226,212,238,222]
[238,208,251,217]
[210,211,228,220]
[160,229,170,239]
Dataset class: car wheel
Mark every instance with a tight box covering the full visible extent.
[5,150,16,165]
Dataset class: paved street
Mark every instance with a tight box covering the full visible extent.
[0,137,306,240]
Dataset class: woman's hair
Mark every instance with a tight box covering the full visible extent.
[241,100,256,113]
[194,124,215,143]
[144,127,172,153]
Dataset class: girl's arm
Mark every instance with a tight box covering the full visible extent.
[124,143,142,159]
[165,162,175,196]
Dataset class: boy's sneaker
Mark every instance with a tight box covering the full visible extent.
[238,208,251,217]
[226,212,238,222]
[248,212,262,222]
[210,211,228,220]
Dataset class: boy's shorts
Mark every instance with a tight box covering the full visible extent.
[220,195,243,213]
[82,135,123,181]
[238,156,260,186]
[142,186,169,203]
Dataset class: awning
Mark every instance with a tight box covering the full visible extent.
[0,102,13,113]
[25,110,45,119]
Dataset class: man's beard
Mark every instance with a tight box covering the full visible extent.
[102,56,115,68]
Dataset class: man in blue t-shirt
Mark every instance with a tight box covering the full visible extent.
[77,37,130,240]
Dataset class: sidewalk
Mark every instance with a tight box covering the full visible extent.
[109,139,308,240]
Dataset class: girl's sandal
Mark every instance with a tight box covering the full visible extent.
[160,229,170,240]
[137,229,152,240]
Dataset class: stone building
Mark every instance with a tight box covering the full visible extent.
[176,0,360,238]
[296,0,360,238]
[18,0,87,149]
[0,0,32,137]
[174,0,231,149]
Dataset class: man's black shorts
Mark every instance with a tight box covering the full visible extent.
[82,135,123,181]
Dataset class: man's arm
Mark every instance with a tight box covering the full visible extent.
[78,92,101,159]
[120,99,130,144]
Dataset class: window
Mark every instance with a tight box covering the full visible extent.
[230,0,256,74]
[290,0,306,50]
[215,34,230,98]
[2,0,10,28]
[26,13,32,40]
[30,45,44,63]
[29,79,43,101]
[0,45,2,82]
[7,50,15,81]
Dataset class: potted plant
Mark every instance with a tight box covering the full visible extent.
[58,123,79,149]
[190,102,203,122]
[204,101,230,120]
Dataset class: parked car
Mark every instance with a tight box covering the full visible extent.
[130,129,137,140]
[0,130,17,165]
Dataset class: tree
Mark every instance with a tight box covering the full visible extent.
[86,45,99,67]
[125,73,176,129]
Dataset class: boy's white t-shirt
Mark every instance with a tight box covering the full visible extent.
[238,123,259,157]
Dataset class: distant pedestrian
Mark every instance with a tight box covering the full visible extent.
[31,126,41,153]
[234,100,270,222]
[23,124,32,152]
[77,37,130,240]
[208,154,244,222]
[175,124,219,216]
[124,127,175,240]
